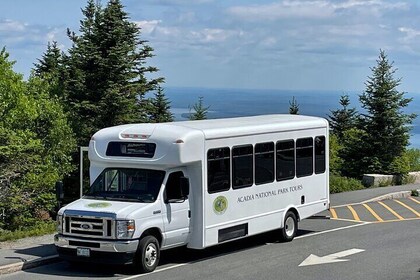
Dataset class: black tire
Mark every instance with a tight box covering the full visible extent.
[135,235,160,273]
[281,211,298,242]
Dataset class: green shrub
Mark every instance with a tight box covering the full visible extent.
[406,148,420,172]
[330,175,365,194]
[0,221,55,242]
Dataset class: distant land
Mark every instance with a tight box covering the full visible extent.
[162,87,420,148]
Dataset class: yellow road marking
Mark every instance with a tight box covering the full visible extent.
[347,205,360,221]
[378,201,404,220]
[362,203,383,222]
[394,200,420,217]
[330,208,338,219]
[409,197,420,204]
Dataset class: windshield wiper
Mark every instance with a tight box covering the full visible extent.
[84,192,108,200]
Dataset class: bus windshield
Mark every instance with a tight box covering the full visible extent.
[85,168,165,203]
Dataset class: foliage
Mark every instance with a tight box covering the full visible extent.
[328,94,358,139]
[0,48,76,230]
[149,86,173,123]
[358,50,416,175]
[337,128,368,178]
[329,175,364,194]
[411,189,419,197]
[61,0,163,145]
[189,96,209,120]
[289,96,299,115]
[405,148,420,172]
[329,134,343,175]
[0,221,55,242]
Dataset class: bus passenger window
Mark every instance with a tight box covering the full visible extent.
[255,142,274,185]
[276,140,295,181]
[208,148,231,193]
[296,138,313,177]
[232,145,253,189]
[315,136,326,174]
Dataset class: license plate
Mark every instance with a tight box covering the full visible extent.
[77,248,90,257]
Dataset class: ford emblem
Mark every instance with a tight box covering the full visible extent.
[81,223,92,230]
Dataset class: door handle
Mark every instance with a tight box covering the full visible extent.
[188,210,191,218]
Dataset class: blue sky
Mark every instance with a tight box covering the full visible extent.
[2,0,420,92]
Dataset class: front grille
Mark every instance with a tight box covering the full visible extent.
[63,210,115,239]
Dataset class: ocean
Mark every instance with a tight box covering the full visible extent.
[163,87,420,149]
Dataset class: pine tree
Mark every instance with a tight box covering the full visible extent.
[149,86,173,123]
[33,41,66,99]
[189,97,209,120]
[289,96,299,114]
[63,0,163,145]
[358,50,416,175]
[328,94,358,139]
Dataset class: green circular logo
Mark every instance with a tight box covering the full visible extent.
[213,196,228,215]
[86,202,112,208]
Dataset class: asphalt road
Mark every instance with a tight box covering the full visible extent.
[2,211,419,280]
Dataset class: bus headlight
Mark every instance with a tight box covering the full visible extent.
[56,214,63,234]
[116,220,135,239]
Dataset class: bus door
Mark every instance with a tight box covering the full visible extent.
[162,170,190,246]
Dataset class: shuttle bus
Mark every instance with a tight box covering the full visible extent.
[55,114,329,273]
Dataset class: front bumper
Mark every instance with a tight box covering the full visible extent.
[54,234,139,265]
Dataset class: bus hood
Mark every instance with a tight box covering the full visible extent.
[59,198,160,220]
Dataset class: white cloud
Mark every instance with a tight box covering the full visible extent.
[135,20,162,34]
[227,0,408,21]
[0,19,27,32]
[399,27,420,42]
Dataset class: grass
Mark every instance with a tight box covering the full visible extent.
[0,221,56,242]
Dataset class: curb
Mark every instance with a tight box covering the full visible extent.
[360,190,413,204]
[0,255,60,275]
[333,189,420,208]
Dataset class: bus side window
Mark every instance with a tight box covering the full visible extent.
[296,137,313,177]
[255,142,274,185]
[276,140,295,181]
[232,145,253,189]
[315,136,326,174]
[208,148,231,193]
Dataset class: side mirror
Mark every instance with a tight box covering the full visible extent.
[180,177,190,197]
[55,181,64,201]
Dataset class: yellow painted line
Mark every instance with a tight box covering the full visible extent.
[362,203,383,222]
[330,208,338,219]
[394,200,420,217]
[378,201,404,220]
[347,205,360,221]
[409,197,420,204]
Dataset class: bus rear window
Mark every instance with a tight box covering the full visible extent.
[106,142,156,158]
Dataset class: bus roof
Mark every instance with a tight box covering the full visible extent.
[93,114,328,141]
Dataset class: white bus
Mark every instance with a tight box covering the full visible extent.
[55,114,329,273]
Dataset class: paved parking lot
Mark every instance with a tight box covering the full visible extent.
[330,197,420,223]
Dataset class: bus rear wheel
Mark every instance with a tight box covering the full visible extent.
[281,211,297,242]
[135,235,160,273]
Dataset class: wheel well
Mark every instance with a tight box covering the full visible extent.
[287,207,300,222]
[140,228,163,246]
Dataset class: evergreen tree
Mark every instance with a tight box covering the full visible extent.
[33,41,62,76]
[289,96,299,114]
[189,96,209,120]
[33,41,66,100]
[64,0,163,145]
[149,86,173,123]
[358,50,416,175]
[328,94,358,139]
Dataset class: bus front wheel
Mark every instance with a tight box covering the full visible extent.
[135,235,160,273]
[281,211,298,242]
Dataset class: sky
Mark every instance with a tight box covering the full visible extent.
[2,0,420,92]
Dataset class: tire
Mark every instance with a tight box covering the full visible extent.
[281,211,298,242]
[135,235,160,273]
